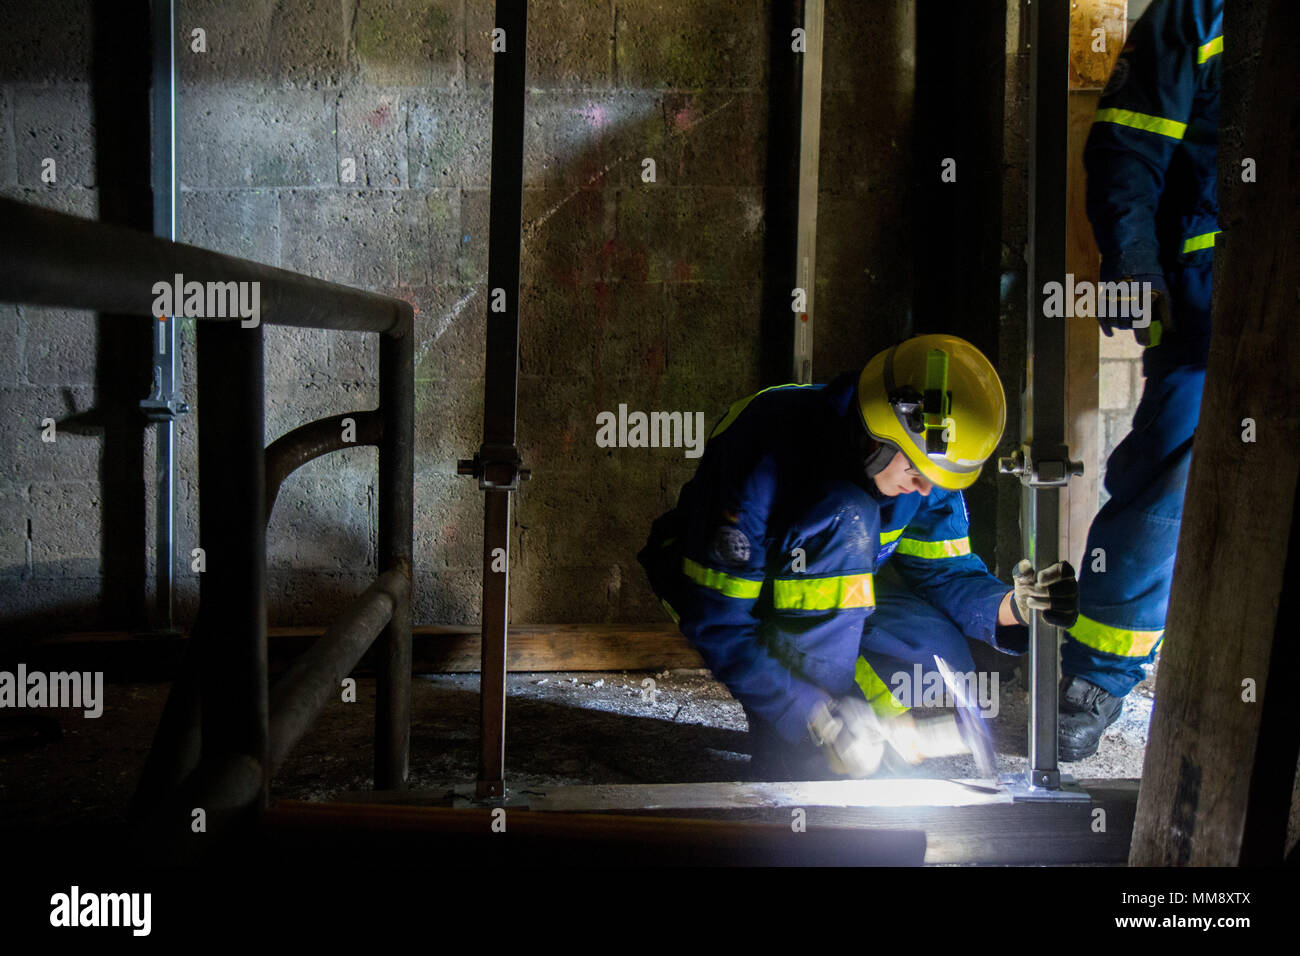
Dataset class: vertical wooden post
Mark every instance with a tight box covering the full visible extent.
[1130,0,1300,866]
[1063,0,1125,566]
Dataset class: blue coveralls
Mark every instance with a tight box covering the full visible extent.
[1063,0,1222,697]
[637,373,1023,771]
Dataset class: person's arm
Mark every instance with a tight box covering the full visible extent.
[890,490,1023,652]
[1084,0,1216,284]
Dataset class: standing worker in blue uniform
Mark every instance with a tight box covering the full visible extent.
[1060,0,1223,760]
[638,335,1079,779]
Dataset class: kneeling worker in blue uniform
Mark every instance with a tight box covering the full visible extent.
[639,334,1080,779]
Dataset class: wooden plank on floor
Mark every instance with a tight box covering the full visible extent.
[325,778,1138,865]
[31,623,705,675]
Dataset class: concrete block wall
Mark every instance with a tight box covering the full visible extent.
[0,0,921,634]
[0,0,105,634]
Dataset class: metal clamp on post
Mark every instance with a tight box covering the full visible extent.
[458,443,532,492]
[140,366,190,422]
[997,445,1083,488]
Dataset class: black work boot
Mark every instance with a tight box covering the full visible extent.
[1058,674,1124,761]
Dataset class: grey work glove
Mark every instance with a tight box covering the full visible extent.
[807,696,887,779]
[1011,559,1079,629]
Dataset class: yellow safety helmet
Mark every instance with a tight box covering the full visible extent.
[856,334,1006,491]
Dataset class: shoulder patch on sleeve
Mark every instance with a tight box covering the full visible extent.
[709,525,752,567]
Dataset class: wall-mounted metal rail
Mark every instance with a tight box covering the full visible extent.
[0,196,414,853]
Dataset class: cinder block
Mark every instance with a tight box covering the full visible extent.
[817,193,911,283]
[29,481,101,576]
[177,0,272,84]
[519,282,608,379]
[410,567,483,625]
[614,185,764,282]
[814,280,907,378]
[1098,325,1145,358]
[661,281,762,385]
[820,89,910,196]
[522,91,657,190]
[353,0,463,88]
[510,563,622,623]
[412,283,487,384]
[0,305,26,385]
[266,0,353,86]
[330,329,379,386]
[23,308,97,386]
[614,0,767,91]
[414,376,483,471]
[336,89,409,188]
[263,379,378,448]
[408,91,492,189]
[265,324,331,391]
[0,386,102,482]
[266,569,364,626]
[0,578,102,642]
[520,186,614,286]
[0,484,29,575]
[524,0,614,89]
[1099,360,1131,410]
[179,87,334,188]
[180,189,280,266]
[413,472,482,572]
[1131,361,1146,402]
[280,188,443,289]
[458,188,490,284]
[652,90,765,187]
[824,0,913,93]
[267,470,373,571]
[0,0,92,84]
[517,373,601,472]
[14,86,96,188]
[0,184,98,218]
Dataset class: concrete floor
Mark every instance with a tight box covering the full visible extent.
[0,661,1156,829]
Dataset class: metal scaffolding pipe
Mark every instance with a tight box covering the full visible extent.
[195,320,269,808]
[0,197,411,334]
[268,568,409,775]
[265,410,383,522]
[375,326,414,790]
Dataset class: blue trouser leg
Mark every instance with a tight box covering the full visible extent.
[856,566,980,715]
[1061,363,1206,698]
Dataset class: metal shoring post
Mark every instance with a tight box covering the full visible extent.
[142,0,188,631]
[1003,0,1087,802]
[460,0,529,802]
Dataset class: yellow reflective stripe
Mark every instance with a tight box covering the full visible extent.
[855,656,909,718]
[681,556,762,599]
[709,383,814,439]
[1094,107,1187,141]
[895,536,971,559]
[1143,318,1164,349]
[880,527,906,545]
[1068,613,1163,657]
[773,572,875,611]
[1198,35,1223,64]
[1182,230,1220,254]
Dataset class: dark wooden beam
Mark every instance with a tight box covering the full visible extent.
[29,623,704,678]
[1130,0,1300,866]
